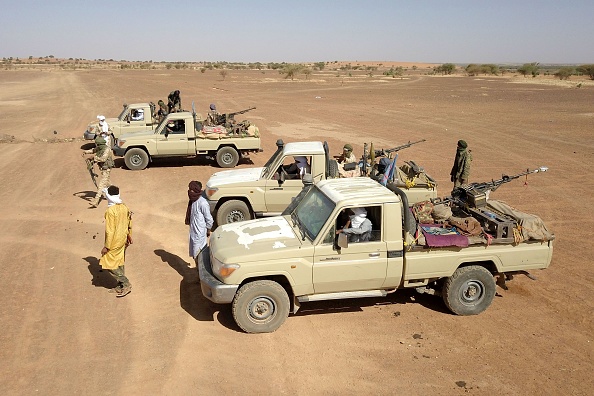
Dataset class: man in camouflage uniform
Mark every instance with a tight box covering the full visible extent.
[337,144,359,178]
[156,100,168,122]
[205,103,221,126]
[450,139,472,188]
[167,90,181,113]
[82,136,114,208]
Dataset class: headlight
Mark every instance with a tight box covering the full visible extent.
[211,256,239,278]
[205,186,218,198]
[118,140,126,147]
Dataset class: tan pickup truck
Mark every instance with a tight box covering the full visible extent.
[205,140,437,225]
[198,177,554,333]
[83,102,157,141]
[113,111,261,170]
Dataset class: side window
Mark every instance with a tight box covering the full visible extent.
[131,109,144,121]
[162,119,186,134]
[277,156,310,180]
[336,206,382,243]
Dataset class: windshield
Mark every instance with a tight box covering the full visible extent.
[293,187,335,240]
[117,106,129,121]
[262,146,285,178]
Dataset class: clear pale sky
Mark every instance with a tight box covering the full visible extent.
[1,0,592,64]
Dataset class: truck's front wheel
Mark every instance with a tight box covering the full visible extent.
[124,148,149,170]
[232,280,290,333]
[442,265,496,315]
[216,146,239,168]
[217,200,252,225]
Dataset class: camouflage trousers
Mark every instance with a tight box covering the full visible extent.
[91,168,111,205]
[108,265,130,288]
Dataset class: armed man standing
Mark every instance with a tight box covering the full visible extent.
[450,139,472,188]
[82,136,115,208]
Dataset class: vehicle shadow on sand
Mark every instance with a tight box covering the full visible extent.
[115,156,255,170]
[154,249,240,331]
[294,288,451,317]
[83,256,118,290]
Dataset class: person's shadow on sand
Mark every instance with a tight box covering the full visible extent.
[83,256,117,289]
[154,249,237,329]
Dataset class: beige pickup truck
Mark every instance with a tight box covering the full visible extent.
[205,140,438,225]
[198,177,554,333]
[113,111,262,170]
[83,102,157,141]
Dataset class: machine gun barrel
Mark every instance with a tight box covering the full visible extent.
[374,139,426,157]
[467,166,548,194]
[433,166,548,208]
[228,106,256,118]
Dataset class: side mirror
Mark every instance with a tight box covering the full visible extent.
[164,131,169,138]
[278,171,285,185]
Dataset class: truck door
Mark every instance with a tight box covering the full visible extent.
[156,119,191,155]
[312,205,388,293]
[264,155,311,213]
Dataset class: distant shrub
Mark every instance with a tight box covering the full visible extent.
[554,67,574,80]
[576,64,594,80]
[517,62,539,77]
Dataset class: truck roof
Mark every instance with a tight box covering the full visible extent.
[317,177,400,206]
[283,141,325,156]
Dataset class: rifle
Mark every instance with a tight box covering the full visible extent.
[374,139,426,157]
[434,166,548,208]
[85,158,98,188]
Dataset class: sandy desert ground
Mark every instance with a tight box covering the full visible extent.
[0,68,593,395]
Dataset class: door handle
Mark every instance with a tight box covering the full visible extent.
[369,253,380,258]
[270,188,283,190]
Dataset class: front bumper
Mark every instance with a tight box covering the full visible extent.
[113,146,126,157]
[197,246,239,304]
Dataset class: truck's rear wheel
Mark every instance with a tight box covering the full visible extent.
[124,148,149,170]
[216,200,252,225]
[216,146,239,168]
[442,265,496,315]
[232,280,290,333]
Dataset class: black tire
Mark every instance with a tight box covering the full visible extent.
[442,265,496,315]
[124,148,149,170]
[232,280,290,333]
[216,146,239,168]
[327,159,339,178]
[216,200,252,225]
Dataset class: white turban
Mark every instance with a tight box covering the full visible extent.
[350,207,367,228]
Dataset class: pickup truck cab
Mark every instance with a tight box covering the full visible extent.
[113,111,262,170]
[205,140,438,225]
[83,102,157,140]
[198,177,554,333]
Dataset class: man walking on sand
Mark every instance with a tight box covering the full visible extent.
[100,185,133,297]
[186,181,213,268]
[82,135,114,208]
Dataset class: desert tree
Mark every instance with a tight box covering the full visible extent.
[576,64,594,80]
[434,63,456,75]
[554,67,574,80]
[302,68,312,80]
[281,64,303,80]
[517,62,539,77]
[314,62,325,71]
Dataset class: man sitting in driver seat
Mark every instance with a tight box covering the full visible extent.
[336,207,372,243]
